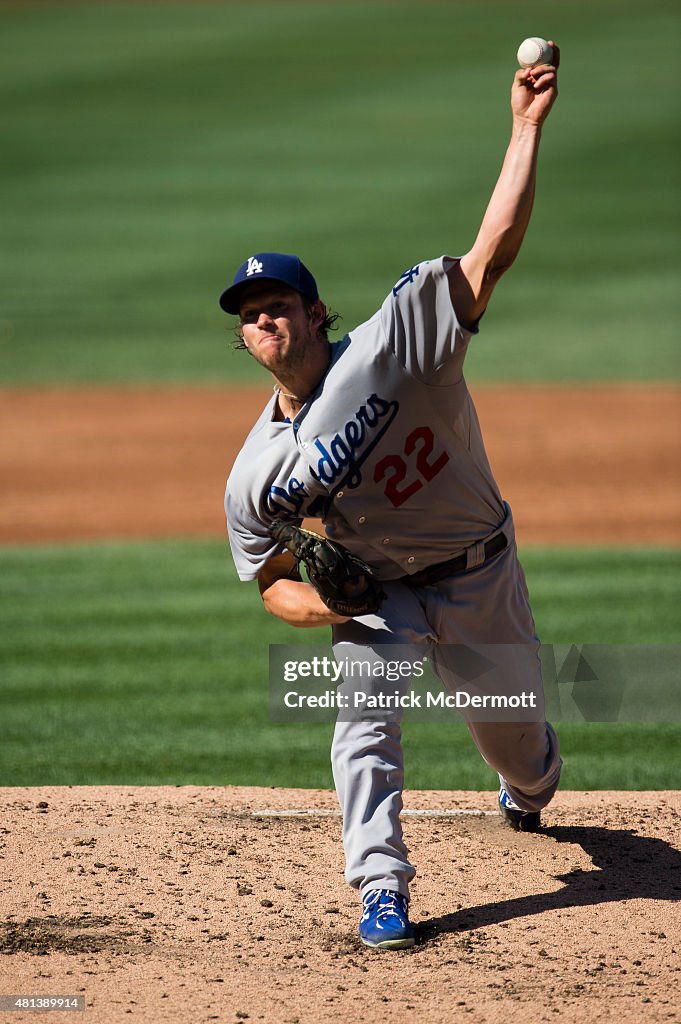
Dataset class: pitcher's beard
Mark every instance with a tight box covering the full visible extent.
[249,326,316,378]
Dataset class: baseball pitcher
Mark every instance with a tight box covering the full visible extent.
[220,45,562,949]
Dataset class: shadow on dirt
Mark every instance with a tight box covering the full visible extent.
[416,826,681,942]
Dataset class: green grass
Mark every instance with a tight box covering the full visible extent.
[1,541,679,789]
[0,0,679,384]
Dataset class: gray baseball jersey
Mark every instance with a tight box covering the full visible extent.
[224,253,562,901]
[226,256,506,579]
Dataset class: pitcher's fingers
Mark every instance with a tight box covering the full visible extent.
[527,69,557,91]
[515,67,535,86]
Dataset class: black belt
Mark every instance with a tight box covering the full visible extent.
[401,531,507,587]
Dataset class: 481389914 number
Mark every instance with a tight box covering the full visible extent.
[0,996,85,1012]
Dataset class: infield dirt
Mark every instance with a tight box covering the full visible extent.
[1,384,680,545]
[0,787,679,1024]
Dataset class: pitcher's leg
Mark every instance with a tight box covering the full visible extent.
[330,603,432,899]
[430,644,562,814]
[331,715,415,897]
[426,544,562,814]
[467,718,561,811]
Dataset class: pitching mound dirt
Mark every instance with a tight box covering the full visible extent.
[0,787,679,1024]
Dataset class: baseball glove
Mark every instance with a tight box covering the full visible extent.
[269,519,385,617]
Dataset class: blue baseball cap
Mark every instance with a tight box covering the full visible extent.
[219,252,319,315]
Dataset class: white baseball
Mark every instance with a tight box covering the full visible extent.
[517,37,553,69]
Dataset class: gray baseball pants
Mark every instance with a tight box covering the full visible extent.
[330,510,562,899]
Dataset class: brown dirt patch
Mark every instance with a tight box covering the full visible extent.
[0,786,679,1023]
[0,384,679,546]
[0,915,120,956]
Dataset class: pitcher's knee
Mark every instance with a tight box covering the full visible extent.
[498,723,562,806]
[332,718,401,760]
[476,721,561,799]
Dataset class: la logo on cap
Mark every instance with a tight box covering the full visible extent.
[246,257,264,276]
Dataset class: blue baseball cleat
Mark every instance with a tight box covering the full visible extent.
[498,785,541,833]
[359,888,415,949]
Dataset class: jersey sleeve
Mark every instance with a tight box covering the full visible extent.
[225,489,282,582]
[380,256,479,385]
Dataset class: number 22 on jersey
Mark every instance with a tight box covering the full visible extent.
[373,426,450,508]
